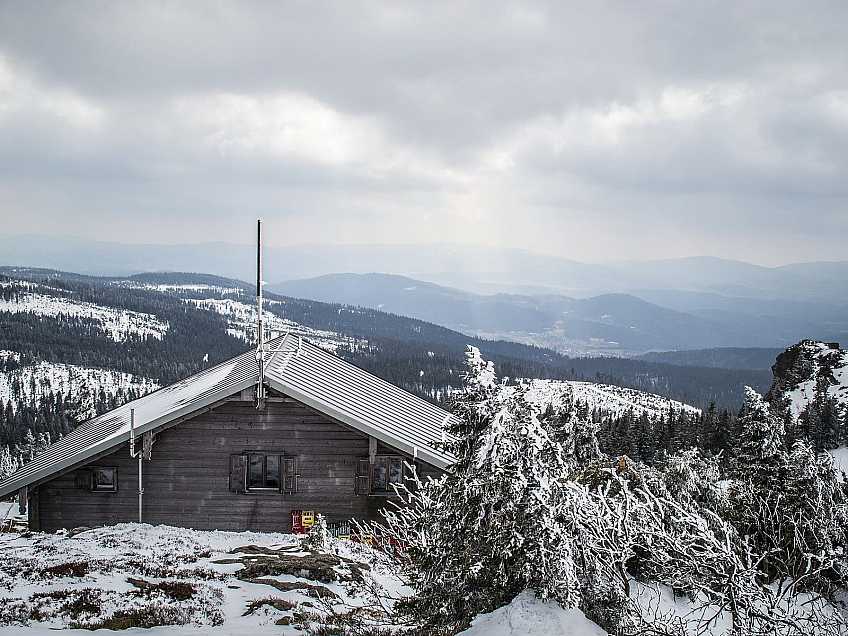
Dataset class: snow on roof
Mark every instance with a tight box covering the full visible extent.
[0,334,456,499]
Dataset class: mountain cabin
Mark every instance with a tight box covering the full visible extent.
[0,334,456,534]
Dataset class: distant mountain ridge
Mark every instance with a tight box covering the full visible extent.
[638,348,785,371]
[0,266,786,476]
[269,273,848,356]
[2,233,847,304]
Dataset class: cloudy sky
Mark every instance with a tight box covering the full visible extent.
[1,1,846,265]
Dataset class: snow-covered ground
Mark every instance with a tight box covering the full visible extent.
[462,590,605,636]
[184,297,362,352]
[1,518,842,635]
[525,378,700,419]
[0,358,159,417]
[0,289,169,342]
[0,522,410,635]
[114,282,244,296]
[0,521,614,636]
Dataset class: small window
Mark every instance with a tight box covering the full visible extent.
[247,454,282,490]
[91,467,117,492]
[371,456,411,492]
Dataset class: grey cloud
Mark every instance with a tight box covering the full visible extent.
[1,1,847,264]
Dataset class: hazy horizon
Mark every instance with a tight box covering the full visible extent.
[2,231,847,270]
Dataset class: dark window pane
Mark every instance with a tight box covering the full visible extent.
[390,458,403,484]
[266,455,280,489]
[248,455,264,488]
[94,468,115,491]
[373,457,387,489]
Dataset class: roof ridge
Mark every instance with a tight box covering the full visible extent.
[264,332,296,379]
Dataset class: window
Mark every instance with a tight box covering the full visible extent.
[91,467,117,492]
[371,456,414,492]
[248,454,281,490]
[230,453,297,494]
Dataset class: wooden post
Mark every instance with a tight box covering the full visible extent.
[17,485,27,515]
[142,431,153,461]
[28,487,39,532]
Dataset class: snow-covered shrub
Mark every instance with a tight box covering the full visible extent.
[729,388,848,594]
[540,386,601,467]
[305,513,330,552]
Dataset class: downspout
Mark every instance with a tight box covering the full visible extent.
[130,408,143,523]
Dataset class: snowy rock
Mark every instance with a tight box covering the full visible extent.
[765,339,847,419]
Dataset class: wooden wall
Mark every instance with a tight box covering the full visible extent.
[36,394,443,533]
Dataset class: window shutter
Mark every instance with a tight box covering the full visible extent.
[229,454,247,493]
[355,457,371,495]
[75,469,93,491]
[282,456,298,494]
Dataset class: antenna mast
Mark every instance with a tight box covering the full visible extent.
[255,219,266,410]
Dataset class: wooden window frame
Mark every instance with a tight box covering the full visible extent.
[247,453,283,491]
[231,453,297,494]
[370,455,417,493]
[90,466,117,493]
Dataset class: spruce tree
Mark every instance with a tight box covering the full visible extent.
[736,386,786,484]
[543,390,600,467]
[812,377,842,450]
[375,346,580,635]
[782,441,848,587]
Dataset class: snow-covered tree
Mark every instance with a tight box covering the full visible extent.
[0,445,18,480]
[541,388,600,467]
[305,513,330,552]
[781,441,848,589]
[811,377,842,449]
[736,386,786,483]
[729,387,848,598]
[367,346,580,634]
[662,447,724,510]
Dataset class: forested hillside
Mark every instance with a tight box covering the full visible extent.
[0,267,772,478]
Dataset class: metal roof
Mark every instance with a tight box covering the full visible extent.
[0,334,457,499]
[265,335,457,470]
